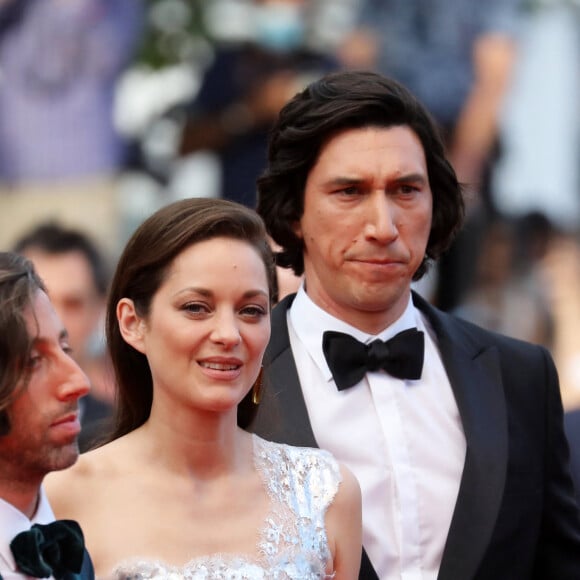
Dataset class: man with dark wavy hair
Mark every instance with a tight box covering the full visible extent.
[248,70,580,580]
[0,252,94,579]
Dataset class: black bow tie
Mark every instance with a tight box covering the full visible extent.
[322,328,425,391]
[10,520,85,579]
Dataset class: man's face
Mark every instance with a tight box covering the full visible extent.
[22,250,104,362]
[296,125,433,334]
[0,290,90,482]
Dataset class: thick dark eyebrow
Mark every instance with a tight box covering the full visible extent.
[323,173,428,189]
[323,176,365,189]
[390,172,428,186]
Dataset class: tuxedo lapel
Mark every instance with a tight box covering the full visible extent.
[62,548,95,580]
[437,335,508,580]
[413,293,508,580]
[59,550,95,580]
[254,294,319,448]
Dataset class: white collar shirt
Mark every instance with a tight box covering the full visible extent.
[288,285,466,580]
[0,488,56,580]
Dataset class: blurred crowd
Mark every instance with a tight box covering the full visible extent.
[0,0,579,439]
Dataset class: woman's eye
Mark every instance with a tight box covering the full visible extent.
[182,302,209,315]
[240,305,267,318]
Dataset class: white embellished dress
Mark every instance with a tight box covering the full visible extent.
[109,435,342,579]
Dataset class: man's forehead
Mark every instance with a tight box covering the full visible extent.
[23,250,93,277]
[24,291,68,342]
[24,251,98,296]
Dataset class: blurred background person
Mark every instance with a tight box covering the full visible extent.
[177,0,338,208]
[452,212,555,348]
[543,232,580,403]
[491,0,580,234]
[13,222,114,452]
[0,0,143,183]
[0,0,144,260]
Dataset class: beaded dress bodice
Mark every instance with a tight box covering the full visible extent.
[109,435,342,579]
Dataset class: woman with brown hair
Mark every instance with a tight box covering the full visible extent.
[45,198,362,579]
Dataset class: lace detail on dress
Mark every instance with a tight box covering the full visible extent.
[110,435,342,579]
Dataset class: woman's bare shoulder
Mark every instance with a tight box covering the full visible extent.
[326,463,362,579]
[324,462,362,541]
[335,463,362,513]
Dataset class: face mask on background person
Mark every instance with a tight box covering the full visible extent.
[253,2,305,53]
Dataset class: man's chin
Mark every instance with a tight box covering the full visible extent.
[47,442,80,472]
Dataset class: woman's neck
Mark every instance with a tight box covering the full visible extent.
[135,410,252,477]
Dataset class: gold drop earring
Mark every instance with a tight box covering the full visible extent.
[252,367,264,405]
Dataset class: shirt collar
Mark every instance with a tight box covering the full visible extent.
[0,487,55,573]
[289,284,421,382]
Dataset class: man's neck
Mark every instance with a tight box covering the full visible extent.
[0,476,42,519]
[299,283,414,336]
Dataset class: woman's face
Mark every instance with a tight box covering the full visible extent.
[118,237,271,417]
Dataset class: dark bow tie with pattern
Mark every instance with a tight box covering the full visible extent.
[322,328,425,391]
[10,520,85,579]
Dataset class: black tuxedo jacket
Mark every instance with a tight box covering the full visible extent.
[70,549,95,580]
[248,292,580,580]
[564,409,580,507]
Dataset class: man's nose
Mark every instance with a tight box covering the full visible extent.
[57,352,91,401]
[364,193,398,243]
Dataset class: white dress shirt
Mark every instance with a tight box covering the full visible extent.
[0,488,56,580]
[289,286,466,580]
